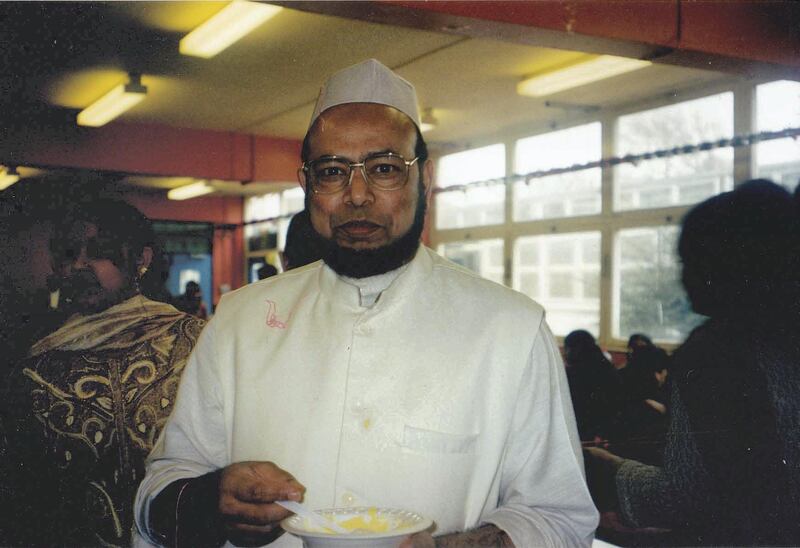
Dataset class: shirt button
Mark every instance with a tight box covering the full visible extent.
[354,324,372,335]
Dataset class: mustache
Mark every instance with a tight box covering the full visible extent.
[60,269,103,301]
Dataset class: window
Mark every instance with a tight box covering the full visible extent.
[614,226,703,343]
[244,187,305,251]
[615,93,734,211]
[514,123,602,221]
[439,239,504,285]
[755,80,800,191]
[436,144,505,229]
[513,232,601,337]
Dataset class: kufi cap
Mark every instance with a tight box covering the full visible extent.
[308,59,421,130]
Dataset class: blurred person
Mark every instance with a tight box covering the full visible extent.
[257,263,278,280]
[615,344,671,465]
[173,280,208,319]
[0,197,65,374]
[563,329,622,443]
[280,208,325,271]
[584,179,800,545]
[626,333,653,356]
[0,198,206,547]
[135,59,597,548]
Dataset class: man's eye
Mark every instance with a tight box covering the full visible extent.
[316,166,346,179]
[370,163,400,176]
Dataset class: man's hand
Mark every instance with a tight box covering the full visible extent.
[219,461,305,546]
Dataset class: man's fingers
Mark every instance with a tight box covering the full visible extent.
[236,476,304,503]
[219,498,292,525]
[221,461,305,504]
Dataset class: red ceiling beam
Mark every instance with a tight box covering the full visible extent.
[285,0,799,77]
[0,120,302,184]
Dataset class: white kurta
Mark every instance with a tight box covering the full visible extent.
[135,247,598,547]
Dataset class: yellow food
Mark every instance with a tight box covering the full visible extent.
[337,507,391,533]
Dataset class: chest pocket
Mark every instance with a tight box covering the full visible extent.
[402,424,479,455]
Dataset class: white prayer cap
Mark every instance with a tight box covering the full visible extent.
[308,59,421,130]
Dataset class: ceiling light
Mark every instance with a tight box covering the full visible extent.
[77,74,147,127]
[420,107,438,133]
[517,55,652,98]
[168,181,214,200]
[180,1,283,58]
[0,166,20,190]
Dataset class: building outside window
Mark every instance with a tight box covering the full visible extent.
[513,232,601,337]
[438,239,504,285]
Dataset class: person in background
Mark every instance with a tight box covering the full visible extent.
[0,192,66,378]
[280,208,325,271]
[626,333,653,356]
[257,263,278,280]
[584,179,800,545]
[563,329,622,443]
[135,59,598,548]
[173,280,208,319]
[615,343,670,465]
[0,197,206,547]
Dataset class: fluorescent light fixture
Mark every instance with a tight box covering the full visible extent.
[77,74,147,127]
[0,166,20,190]
[517,55,652,97]
[168,181,214,201]
[180,1,283,58]
[420,107,437,133]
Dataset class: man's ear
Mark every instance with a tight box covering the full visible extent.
[422,158,434,201]
[137,246,153,270]
[297,167,308,194]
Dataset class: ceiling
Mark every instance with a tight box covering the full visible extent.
[0,1,793,195]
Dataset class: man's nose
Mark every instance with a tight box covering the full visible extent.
[66,247,91,271]
[344,167,374,207]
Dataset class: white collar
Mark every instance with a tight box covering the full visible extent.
[340,263,409,307]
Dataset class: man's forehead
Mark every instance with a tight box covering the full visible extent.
[308,103,416,152]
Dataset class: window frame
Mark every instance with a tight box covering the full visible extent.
[429,77,785,350]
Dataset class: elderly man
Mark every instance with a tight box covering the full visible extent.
[135,59,597,547]
[0,197,205,547]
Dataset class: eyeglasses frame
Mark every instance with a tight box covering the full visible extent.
[302,152,420,195]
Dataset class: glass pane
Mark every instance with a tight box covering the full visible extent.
[615,93,734,211]
[436,144,505,229]
[513,232,601,337]
[435,186,505,229]
[514,123,602,221]
[755,80,800,192]
[614,226,704,343]
[439,239,504,285]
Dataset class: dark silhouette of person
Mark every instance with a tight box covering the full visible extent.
[174,280,208,319]
[257,263,278,280]
[563,329,622,443]
[585,179,800,546]
[280,209,324,271]
[616,343,671,465]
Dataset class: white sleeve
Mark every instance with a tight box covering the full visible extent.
[133,317,228,544]
[483,320,599,547]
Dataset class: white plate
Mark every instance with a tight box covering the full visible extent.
[281,506,432,547]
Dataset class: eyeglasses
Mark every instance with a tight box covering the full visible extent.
[303,152,419,195]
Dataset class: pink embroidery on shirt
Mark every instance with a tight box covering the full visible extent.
[265,300,288,329]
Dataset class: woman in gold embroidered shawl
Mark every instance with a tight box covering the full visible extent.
[0,198,205,547]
